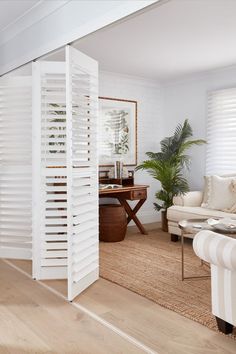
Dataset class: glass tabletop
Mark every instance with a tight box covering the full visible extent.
[178,218,236,237]
[179,219,211,234]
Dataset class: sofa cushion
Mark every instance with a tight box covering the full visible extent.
[207,175,236,211]
[201,176,210,207]
[167,205,236,223]
[201,173,236,213]
[173,191,203,207]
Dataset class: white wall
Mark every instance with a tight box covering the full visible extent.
[99,71,163,223]
[161,65,236,190]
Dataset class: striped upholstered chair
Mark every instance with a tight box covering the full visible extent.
[193,230,236,334]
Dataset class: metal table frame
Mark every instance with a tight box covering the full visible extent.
[180,220,210,281]
[179,218,236,281]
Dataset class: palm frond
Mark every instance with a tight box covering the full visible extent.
[177,119,193,142]
[160,136,174,157]
[177,154,191,169]
[153,202,163,211]
[135,119,206,211]
[146,151,163,160]
[179,139,206,153]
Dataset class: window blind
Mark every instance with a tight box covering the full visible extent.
[206,88,236,175]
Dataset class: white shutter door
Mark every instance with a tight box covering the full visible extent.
[0,77,32,259]
[66,46,99,301]
[32,62,68,279]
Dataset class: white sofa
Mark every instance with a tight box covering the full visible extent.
[167,191,236,241]
[193,230,236,334]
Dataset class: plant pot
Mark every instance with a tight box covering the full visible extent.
[161,210,168,232]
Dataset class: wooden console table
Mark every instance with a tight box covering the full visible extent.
[99,185,149,235]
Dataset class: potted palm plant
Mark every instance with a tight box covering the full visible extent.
[136,119,205,231]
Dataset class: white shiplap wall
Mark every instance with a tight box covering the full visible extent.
[161,65,236,190]
[99,71,163,223]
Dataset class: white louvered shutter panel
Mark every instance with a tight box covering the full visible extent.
[32,62,68,279]
[66,46,99,301]
[207,88,236,175]
[0,77,32,259]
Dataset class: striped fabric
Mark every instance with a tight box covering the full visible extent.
[193,231,236,326]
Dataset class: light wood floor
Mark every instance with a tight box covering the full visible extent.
[1,225,236,354]
[0,259,145,354]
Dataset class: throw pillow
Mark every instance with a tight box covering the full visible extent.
[206,175,236,211]
[201,176,210,208]
[225,179,236,213]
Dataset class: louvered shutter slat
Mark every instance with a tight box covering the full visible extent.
[0,77,32,259]
[32,62,68,279]
[66,46,99,301]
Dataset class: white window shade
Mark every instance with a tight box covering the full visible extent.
[206,88,236,175]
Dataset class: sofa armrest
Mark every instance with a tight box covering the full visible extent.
[193,230,236,271]
[173,191,203,207]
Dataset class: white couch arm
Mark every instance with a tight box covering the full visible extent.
[193,230,236,271]
[173,191,203,207]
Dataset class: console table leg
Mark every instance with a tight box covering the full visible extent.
[118,197,148,235]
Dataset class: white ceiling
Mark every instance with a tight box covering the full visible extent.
[0,0,69,46]
[2,0,236,81]
[71,0,236,81]
[0,0,39,32]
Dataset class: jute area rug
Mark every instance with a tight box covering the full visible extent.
[99,223,236,338]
